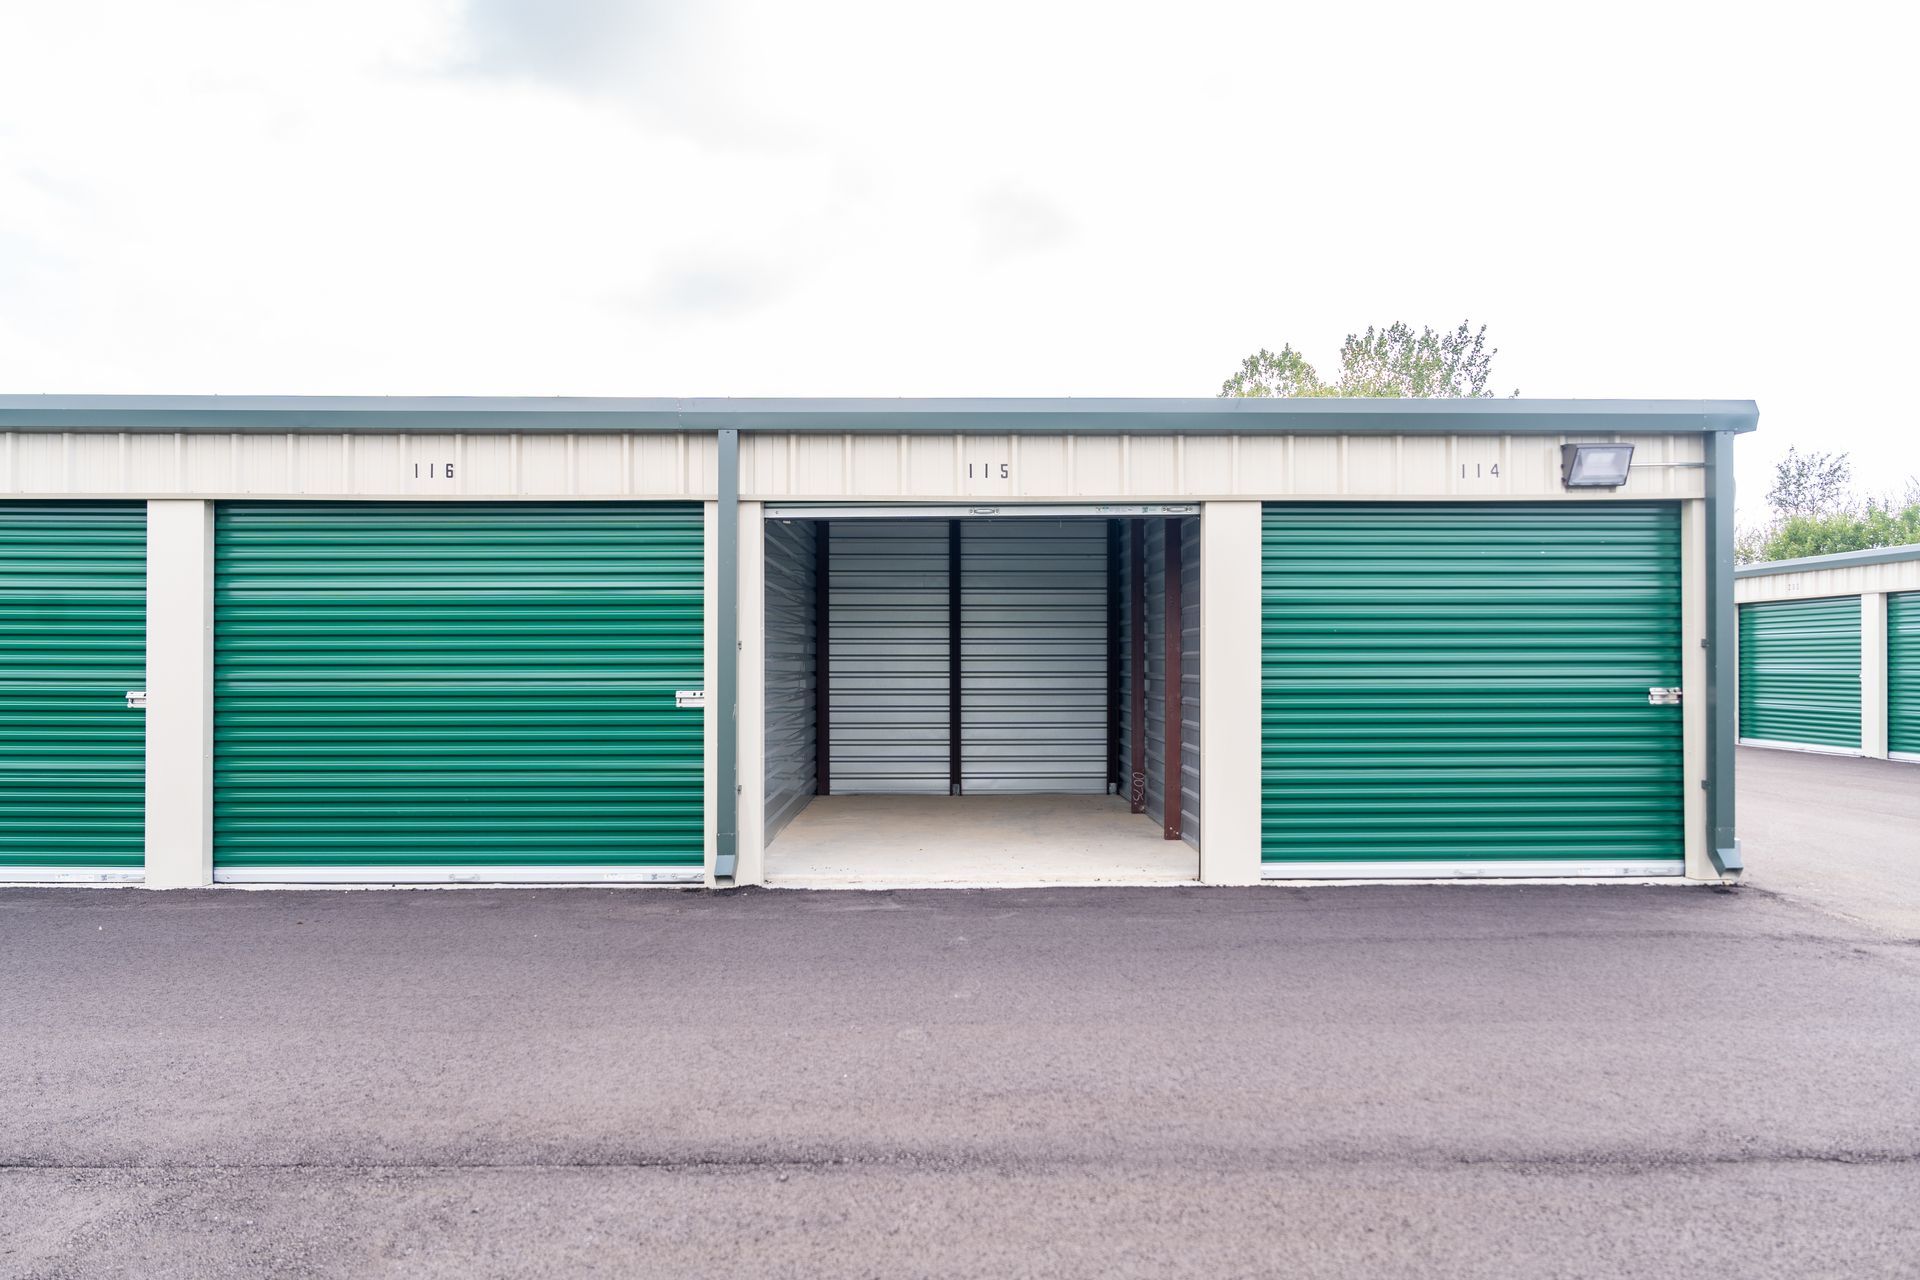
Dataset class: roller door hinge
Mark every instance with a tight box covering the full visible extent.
[1648,687,1682,706]
[675,689,706,709]
[125,690,148,710]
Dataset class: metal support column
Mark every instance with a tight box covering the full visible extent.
[1704,429,1741,875]
[715,427,739,879]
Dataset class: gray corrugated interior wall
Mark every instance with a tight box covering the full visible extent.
[762,519,817,841]
[1179,515,1201,848]
[1118,524,1140,806]
[827,520,951,793]
[961,520,1109,793]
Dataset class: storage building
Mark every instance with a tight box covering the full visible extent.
[0,395,1755,888]
[1734,544,1920,761]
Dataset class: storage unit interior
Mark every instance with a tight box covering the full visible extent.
[762,511,1199,885]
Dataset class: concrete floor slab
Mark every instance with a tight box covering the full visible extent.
[763,794,1198,886]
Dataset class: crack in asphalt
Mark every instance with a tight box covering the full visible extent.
[5,1147,1920,1175]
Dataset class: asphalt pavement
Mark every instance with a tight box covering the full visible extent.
[1737,745,1920,935]
[5,761,1920,1278]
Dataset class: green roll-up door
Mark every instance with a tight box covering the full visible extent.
[0,503,145,872]
[1889,593,1920,758]
[1261,505,1683,868]
[1737,597,1861,750]
[214,503,704,877]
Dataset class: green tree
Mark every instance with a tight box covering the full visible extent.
[1764,446,1851,518]
[1754,500,1920,562]
[1217,344,1330,398]
[1220,320,1515,399]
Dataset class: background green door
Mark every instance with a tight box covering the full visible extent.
[214,503,704,876]
[1737,597,1861,750]
[1890,592,1920,758]
[1261,505,1683,867]
[0,503,145,872]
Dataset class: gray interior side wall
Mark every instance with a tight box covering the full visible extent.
[1118,525,1138,806]
[1179,515,1201,850]
[1143,520,1170,829]
[1133,518,1202,846]
[762,519,817,841]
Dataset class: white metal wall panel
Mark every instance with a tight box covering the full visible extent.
[0,431,1701,501]
[960,520,1109,793]
[1178,515,1201,848]
[1735,559,1920,603]
[762,519,817,839]
[827,520,950,793]
[737,433,1705,501]
[0,433,716,499]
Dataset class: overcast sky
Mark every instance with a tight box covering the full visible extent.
[1,0,1914,515]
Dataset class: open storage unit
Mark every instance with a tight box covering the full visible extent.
[758,508,1199,885]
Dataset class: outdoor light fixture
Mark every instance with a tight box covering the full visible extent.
[1561,443,1635,489]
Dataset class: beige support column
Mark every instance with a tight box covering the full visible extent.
[1198,501,1262,885]
[733,501,767,886]
[1680,500,1715,881]
[1862,592,1889,759]
[144,500,214,889]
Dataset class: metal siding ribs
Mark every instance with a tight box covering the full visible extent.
[763,518,818,841]
[960,520,1110,794]
[211,503,705,870]
[0,503,146,870]
[825,520,951,793]
[1260,505,1685,863]
[1737,597,1863,750]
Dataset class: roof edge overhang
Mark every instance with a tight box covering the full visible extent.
[0,395,1760,436]
[1735,543,1920,577]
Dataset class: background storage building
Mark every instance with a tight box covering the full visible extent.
[1735,545,1920,761]
[0,395,1754,888]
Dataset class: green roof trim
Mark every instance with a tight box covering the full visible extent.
[1736,544,1920,577]
[0,395,1759,436]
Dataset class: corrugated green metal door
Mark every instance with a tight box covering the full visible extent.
[1889,593,1920,758]
[0,503,145,873]
[1737,597,1861,750]
[1261,505,1684,870]
[214,504,704,879]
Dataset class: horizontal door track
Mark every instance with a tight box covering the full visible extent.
[765,504,1198,520]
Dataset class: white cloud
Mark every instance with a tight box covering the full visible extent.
[0,0,1915,514]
